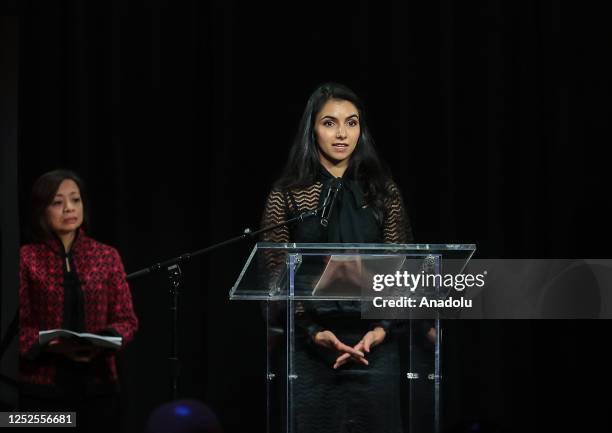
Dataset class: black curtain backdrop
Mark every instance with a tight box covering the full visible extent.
[8,1,612,432]
[0,12,20,410]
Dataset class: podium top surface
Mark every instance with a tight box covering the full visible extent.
[229,243,476,301]
[253,242,475,250]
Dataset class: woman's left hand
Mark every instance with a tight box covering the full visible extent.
[333,326,386,369]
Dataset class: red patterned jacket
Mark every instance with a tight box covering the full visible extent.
[19,231,138,387]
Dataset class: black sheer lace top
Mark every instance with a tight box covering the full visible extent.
[261,167,413,246]
[260,166,414,338]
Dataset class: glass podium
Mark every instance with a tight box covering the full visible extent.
[230,243,475,433]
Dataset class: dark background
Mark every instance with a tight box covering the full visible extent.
[2,0,612,432]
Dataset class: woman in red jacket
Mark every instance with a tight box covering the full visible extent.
[19,169,138,432]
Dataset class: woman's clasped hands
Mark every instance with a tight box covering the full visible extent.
[313,326,386,369]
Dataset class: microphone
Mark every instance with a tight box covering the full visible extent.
[320,178,343,227]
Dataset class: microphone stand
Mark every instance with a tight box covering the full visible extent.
[126,205,325,400]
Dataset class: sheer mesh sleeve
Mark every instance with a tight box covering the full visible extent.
[261,189,290,243]
[259,189,290,287]
[382,181,414,244]
[259,188,324,338]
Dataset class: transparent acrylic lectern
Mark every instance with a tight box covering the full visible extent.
[230,243,475,433]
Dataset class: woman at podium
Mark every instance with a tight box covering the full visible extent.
[18,170,138,432]
[261,83,413,433]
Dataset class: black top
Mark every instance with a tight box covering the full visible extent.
[289,166,384,244]
[261,164,414,338]
[261,164,413,246]
[62,253,85,333]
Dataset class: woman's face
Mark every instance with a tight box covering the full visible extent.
[46,179,83,237]
[314,98,360,166]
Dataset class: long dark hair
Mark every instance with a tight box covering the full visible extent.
[275,82,392,217]
[30,169,89,242]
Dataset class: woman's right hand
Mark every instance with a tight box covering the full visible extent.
[313,330,368,368]
[46,338,102,363]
